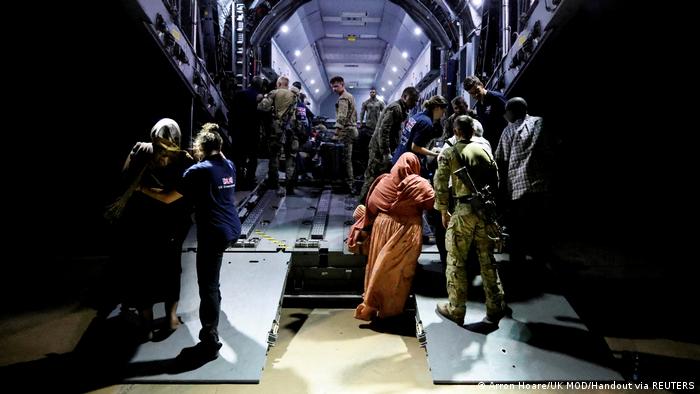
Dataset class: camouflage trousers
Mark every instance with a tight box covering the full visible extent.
[358,135,391,202]
[336,128,355,189]
[444,202,505,318]
[267,122,299,187]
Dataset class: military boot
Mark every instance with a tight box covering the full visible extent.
[436,302,465,325]
[482,305,513,326]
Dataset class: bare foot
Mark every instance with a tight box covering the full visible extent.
[168,316,182,331]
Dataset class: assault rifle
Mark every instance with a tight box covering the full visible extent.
[453,166,501,238]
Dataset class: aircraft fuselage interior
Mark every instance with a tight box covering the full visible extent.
[2,0,695,390]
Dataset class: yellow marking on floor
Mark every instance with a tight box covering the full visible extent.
[255,230,287,248]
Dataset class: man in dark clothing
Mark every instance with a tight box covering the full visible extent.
[231,77,264,189]
[463,76,507,149]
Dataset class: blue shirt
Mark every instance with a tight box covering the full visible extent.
[182,154,241,242]
[475,90,507,149]
[398,110,438,157]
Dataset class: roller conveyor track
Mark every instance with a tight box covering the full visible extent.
[239,189,277,239]
[310,189,332,240]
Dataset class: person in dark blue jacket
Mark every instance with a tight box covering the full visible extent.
[393,95,448,176]
[182,123,241,357]
[463,76,508,149]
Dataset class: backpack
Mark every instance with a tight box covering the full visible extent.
[278,100,308,144]
[257,95,273,113]
[294,100,311,143]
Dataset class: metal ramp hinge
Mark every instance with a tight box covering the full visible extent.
[295,237,320,248]
[267,319,279,347]
[230,237,260,248]
[415,318,427,348]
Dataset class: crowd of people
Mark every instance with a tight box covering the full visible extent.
[101,73,552,365]
[349,75,553,330]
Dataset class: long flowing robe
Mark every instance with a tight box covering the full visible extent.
[353,152,435,320]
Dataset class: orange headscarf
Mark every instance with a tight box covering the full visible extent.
[347,153,434,248]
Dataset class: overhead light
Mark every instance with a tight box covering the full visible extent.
[310,79,315,84]
[402,51,408,59]
[294,49,301,57]
[305,65,311,71]
[387,80,393,85]
[472,0,483,6]
[392,66,398,72]
[381,87,385,91]
[414,27,422,35]
[280,25,289,33]
[315,88,319,93]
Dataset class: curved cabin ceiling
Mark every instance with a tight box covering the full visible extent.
[249,0,466,102]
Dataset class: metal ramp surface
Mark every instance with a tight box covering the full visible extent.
[415,293,623,383]
[124,252,290,383]
[229,187,345,253]
[225,187,357,254]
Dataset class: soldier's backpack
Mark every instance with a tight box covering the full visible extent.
[280,100,310,144]
[257,94,273,113]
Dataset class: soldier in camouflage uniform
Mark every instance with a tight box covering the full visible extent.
[358,86,419,202]
[360,87,385,131]
[330,76,358,192]
[259,76,299,195]
[434,115,508,327]
[355,87,385,177]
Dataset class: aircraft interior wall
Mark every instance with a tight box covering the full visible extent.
[500,1,690,332]
[506,1,668,249]
[4,2,207,310]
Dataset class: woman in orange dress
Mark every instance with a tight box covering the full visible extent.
[351,152,435,320]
